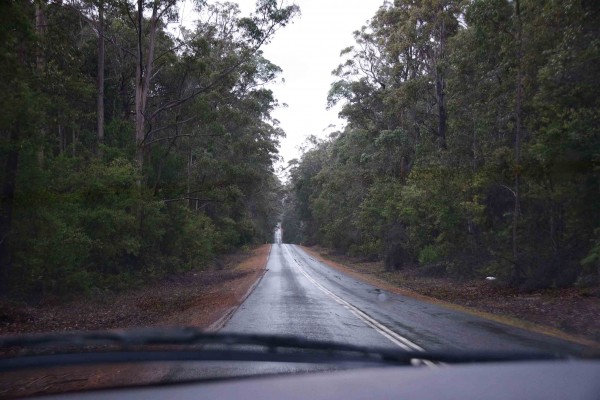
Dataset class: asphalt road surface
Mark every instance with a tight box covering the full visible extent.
[168,241,589,381]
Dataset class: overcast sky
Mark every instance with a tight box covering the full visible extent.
[179,0,384,173]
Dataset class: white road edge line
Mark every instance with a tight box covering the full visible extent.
[282,244,426,353]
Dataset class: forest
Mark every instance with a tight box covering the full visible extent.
[282,0,600,290]
[0,0,298,299]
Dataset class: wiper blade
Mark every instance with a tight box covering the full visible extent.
[0,327,568,372]
[0,327,393,349]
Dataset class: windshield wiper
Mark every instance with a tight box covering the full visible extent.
[0,327,568,372]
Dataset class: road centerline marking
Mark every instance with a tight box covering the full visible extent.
[282,245,425,353]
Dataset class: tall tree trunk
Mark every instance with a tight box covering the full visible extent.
[134,0,159,170]
[35,1,45,67]
[0,125,20,296]
[134,0,145,168]
[512,0,523,279]
[35,0,46,166]
[435,72,447,149]
[187,135,193,209]
[58,124,65,154]
[435,19,447,150]
[97,0,105,155]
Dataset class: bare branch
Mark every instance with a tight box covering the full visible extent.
[162,197,222,204]
[148,15,284,121]
[144,133,224,146]
[499,184,516,198]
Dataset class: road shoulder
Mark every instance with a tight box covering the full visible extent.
[300,245,600,350]
[0,244,271,398]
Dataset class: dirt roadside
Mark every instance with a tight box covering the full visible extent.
[301,245,600,349]
[0,244,271,398]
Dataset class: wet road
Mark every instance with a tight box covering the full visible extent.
[225,244,586,352]
[168,242,589,380]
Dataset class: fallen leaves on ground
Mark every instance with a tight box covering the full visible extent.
[0,244,270,398]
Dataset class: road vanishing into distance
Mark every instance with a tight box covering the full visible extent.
[168,239,590,380]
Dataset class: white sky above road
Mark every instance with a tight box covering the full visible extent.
[178,0,384,175]
[236,0,384,171]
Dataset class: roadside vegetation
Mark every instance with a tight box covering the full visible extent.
[0,244,271,398]
[0,0,297,300]
[0,245,270,335]
[283,0,600,290]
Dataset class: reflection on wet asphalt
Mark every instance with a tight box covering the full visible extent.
[168,243,589,381]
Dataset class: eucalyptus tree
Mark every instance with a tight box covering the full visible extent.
[123,0,298,170]
[0,0,297,299]
[287,0,599,287]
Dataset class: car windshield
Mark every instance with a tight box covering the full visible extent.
[1,0,599,398]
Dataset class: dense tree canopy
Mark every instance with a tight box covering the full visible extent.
[283,0,600,289]
[0,0,298,298]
